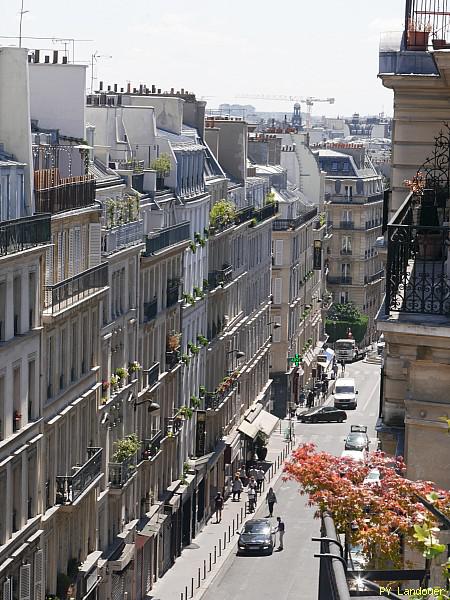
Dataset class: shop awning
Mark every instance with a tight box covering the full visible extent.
[317,348,335,368]
[237,409,279,440]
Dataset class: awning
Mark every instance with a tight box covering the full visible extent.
[237,409,279,440]
[317,348,335,368]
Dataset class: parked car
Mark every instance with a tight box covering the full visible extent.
[298,406,347,424]
[237,519,276,555]
[333,378,358,410]
[344,431,370,452]
[340,449,366,464]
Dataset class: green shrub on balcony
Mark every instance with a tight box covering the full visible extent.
[189,241,197,253]
[150,153,171,176]
[197,334,208,347]
[188,342,200,355]
[110,375,119,388]
[265,191,276,205]
[177,406,194,419]
[199,385,206,397]
[190,395,201,408]
[193,287,204,299]
[209,199,236,229]
[181,353,190,365]
[112,434,141,463]
[183,293,195,305]
[115,367,128,381]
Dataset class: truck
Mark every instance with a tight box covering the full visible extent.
[334,339,366,363]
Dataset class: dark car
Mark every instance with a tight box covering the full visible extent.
[299,406,347,424]
[237,519,276,555]
[344,431,370,451]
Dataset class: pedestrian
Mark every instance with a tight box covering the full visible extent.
[307,389,315,408]
[266,487,277,517]
[247,487,256,513]
[341,359,345,374]
[214,491,224,523]
[321,380,328,399]
[248,476,258,501]
[299,389,305,406]
[248,464,257,480]
[276,516,285,550]
[256,466,265,492]
[232,475,243,501]
[239,466,248,488]
[332,363,338,380]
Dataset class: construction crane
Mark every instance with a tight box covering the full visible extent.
[235,94,335,129]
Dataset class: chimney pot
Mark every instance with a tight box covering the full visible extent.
[170,87,174,94]
[157,89,161,94]
[34,50,40,63]
[107,85,111,91]
[152,85,156,93]
[114,83,118,92]
[53,50,58,64]
[99,81,104,91]
[139,84,143,94]
[120,87,124,93]
[44,55,50,64]
[133,88,137,93]
[62,56,68,64]
[181,88,184,94]
[127,83,131,93]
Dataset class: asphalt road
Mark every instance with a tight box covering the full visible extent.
[202,361,381,600]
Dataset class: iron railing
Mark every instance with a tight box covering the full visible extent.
[208,265,233,290]
[44,263,108,312]
[385,191,450,315]
[273,207,318,230]
[144,222,190,255]
[253,202,278,223]
[340,249,352,255]
[166,284,179,307]
[55,447,102,504]
[0,214,51,256]
[146,362,160,388]
[164,416,183,436]
[165,350,180,371]
[143,298,157,322]
[405,0,450,50]
[141,430,163,460]
[102,220,144,254]
[205,383,237,410]
[365,270,385,284]
[235,205,254,225]
[109,452,137,488]
[327,276,352,285]
[338,221,355,230]
[35,176,96,213]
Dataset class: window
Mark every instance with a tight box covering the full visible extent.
[28,360,35,420]
[340,291,349,304]
[71,322,77,382]
[341,236,352,254]
[342,210,352,223]
[60,329,66,390]
[273,278,282,304]
[331,162,338,171]
[47,338,54,399]
[274,240,283,266]
[341,263,350,278]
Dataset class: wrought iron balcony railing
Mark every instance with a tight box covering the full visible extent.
[165,349,180,371]
[253,202,278,223]
[164,416,183,436]
[102,220,144,254]
[273,207,318,231]
[205,383,237,410]
[44,263,108,313]
[141,430,163,461]
[208,265,233,290]
[385,191,450,315]
[405,0,450,51]
[365,270,385,284]
[146,361,160,388]
[144,222,190,255]
[340,248,353,255]
[55,447,102,504]
[109,452,137,488]
[166,284,179,307]
[0,214,51,256]
[143,298,157,322]
[34,175,96,213]
[338,221,355,230]
[327,275,353,285]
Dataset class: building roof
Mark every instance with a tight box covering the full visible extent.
[88,158,123,186]
[156,127,204,151]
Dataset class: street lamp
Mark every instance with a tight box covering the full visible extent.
[133,398,160,413]
[226,350,245,359]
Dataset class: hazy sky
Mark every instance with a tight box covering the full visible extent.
[4,0,405,117]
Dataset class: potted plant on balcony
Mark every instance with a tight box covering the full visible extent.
[197,334,208,347]
[199,385,206,397]
[181,353,190,365]
[115,367,128,385]
[110,374,119,390]
[189,241,197,253]
[407,18,431,51]
[254,431,268,461]
[190,395,201,409]
[209,199,236,232]
[151,154,171,190]
[177,406,193,419]
[112,433,141,463]
[129,361,142,374]
[167,332,181,352]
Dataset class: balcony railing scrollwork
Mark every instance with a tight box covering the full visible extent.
[44,263,108,313]
[109,452,137,488]
[55,447,102,504]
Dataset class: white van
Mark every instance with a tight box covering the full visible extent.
[333,378,358,410]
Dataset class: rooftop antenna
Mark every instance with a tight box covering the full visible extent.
[18,0,29,48]
[90,51,112,94]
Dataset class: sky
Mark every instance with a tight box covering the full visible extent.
[3,0,405,118]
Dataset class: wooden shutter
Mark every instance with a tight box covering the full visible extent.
[74,227,81,275]
[273,316,282,343]
[45,245,54,286]
[274,239,283,266]
[2,579,12,600]
[34,549,44,600]
[57,232,63,280]
[88,223,102,268]
[19,565,31,600]
[68,229,74,278]
[273,278,282,304]
[81,224,88,271]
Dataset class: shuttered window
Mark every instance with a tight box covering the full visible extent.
[19,565,31,600]
[45,246,54,286]
[68,230,74,278]
[34,549,44,600]
[2,579,12,600]
[273,278,282,305]
[274,239,283,266]
[74,227,81,275]
[89,223,102,268]
[273,316,282,343]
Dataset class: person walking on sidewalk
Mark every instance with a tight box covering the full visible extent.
[340,359,345,375]
[232,475,243,501]
[266,487,277,517]
[239,466,248,488]
[247,486,256,513]
[276,516,285,550]
[248,476,258,502]
[214,492,224,523]
[307,389,315,408]
[248,464,257,480]
[256,466,265,492]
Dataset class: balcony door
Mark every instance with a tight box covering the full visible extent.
[341,263,350,279]
[341,236,352,255]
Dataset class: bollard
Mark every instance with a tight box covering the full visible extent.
[214,545,217,563]
[209,552,212,571]
[219,539,222,556]
[244,503,247,517]
[191,579,194,599]
[240,507,243,522]
[181,593,184,600]
[203,559,206,579]
[228,525,231,542]
[198,567,201,588]
[223,531,227,548]
[233,518,235,535]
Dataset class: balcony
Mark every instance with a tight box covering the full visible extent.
[146,362,159,388]
[44,263,108,313]
[235,206,254,225]
[340,248,352,255]
[55,447,102,505]
[165,350,180,371]
[166,284,179,308]
[385,192,450,316]
[273,207,318,231]
[141,430,163,461]
[205,383,237,410]
[102,220,144,254]
[208,264,233,290]
[34,174,96,213]
[338,221,355,230]
[109,453,137,488]
[0,214,51,257]
[144,222,190,256]
[143,298,157,322]
[327,275,352,285]
[164,416,183,436]
[329,193,383,205]
[365,270,384,284]
[252,202,278,223]
[365,220,382,230]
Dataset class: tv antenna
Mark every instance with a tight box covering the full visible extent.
[18,0,29,48]
[90,51,112,94]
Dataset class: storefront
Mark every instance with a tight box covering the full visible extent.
[237,404,279,465]
[224,430,242,495]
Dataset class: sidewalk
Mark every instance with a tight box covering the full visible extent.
[147,424,294,600]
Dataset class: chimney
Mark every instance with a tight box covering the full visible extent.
[44,55,50,64]
[133,87,137,93]
[107,85,111,91]
[120,87,124,93]
[152,85,156,93]
[139,84,143,94]
[52,50,58,64]
[99,81,104,91]
[127,82,131,93]
[114,83,118,92]
[170,87,174,94]
[181,88,184,94]
[62,56,68,64]
[157,88,161,94]
[34,49,40,63]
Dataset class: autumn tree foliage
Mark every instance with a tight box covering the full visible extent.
[284,443,450,567]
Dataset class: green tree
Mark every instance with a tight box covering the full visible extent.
[325,303,368,343]
[151,153,171,175]
[209,199,236,229]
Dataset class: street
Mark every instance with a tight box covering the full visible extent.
[202,360,381,600]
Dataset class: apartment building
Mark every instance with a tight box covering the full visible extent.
[316,146,384,342]
[377,0,450,491]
